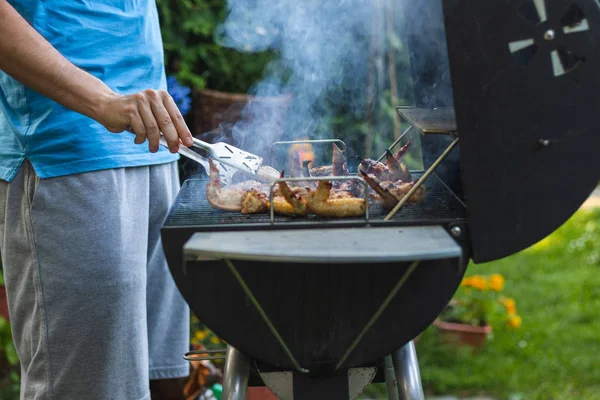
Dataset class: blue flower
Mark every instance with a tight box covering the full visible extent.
[167,76,192,116]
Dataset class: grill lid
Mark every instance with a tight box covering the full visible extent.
[442,0,600,262]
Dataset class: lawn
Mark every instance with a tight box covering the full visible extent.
[361,208,600,400]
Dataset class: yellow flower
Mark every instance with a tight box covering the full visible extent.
[461,275,489,290]
[210,335,221,345]
[489,274,505,292]
[195,330,208,341]
[469,275,488,291]
[460,277,473,288]
[503,298,517,315]
[507,314,522,328]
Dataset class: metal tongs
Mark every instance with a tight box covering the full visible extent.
[159,137,235,185]
[158,136,280,184]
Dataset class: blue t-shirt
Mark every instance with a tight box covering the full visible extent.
[0,0,178,182]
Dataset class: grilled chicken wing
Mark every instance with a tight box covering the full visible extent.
[306,181,366,217]
[360,171,425,209]
[309,165,333,177]
[392,140,412,161]
[241,189,270,214]
[385,149,411,182]
[308,143,349,177]
[272,176,309,216]
[357,140,412,182]
[332,143,348,176]
[207,159,271,213]
[206,159,245,212]
[208,162,311,216]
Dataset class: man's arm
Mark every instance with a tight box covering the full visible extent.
[0,0,192,153]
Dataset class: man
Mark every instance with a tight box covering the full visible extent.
[0,0,193,398]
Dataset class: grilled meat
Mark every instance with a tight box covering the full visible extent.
[332,143,348,176]
[207,159,272,214]
[241,190,270,214]
[360,171,425,209]
[308,143,348,177]
[306,181,366,217]
[207,160,311,215]
[206,159,247,212]
[274,177,309,216]
[385,149,411,182]
[206,137,425,218]
[337,180,364,197]
[393,140,412,160]
[309,165,333,177]
[357,140,412,182]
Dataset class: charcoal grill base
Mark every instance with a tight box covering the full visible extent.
[162,175,469,372]
[177,256,463,372]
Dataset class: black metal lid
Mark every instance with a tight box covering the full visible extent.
[442,0,600,262]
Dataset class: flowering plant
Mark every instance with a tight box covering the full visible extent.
[440,274,522,329]
[190,315,226,349]
[166,76,192,116]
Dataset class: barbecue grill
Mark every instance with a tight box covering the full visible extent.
[162,0,600,398]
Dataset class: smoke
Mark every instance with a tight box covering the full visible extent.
[398,0,454,109]
[215,0,452,163]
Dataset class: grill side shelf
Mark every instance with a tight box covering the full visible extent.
[183,226,463,264]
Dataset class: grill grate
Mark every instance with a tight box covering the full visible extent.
[164,173,466,231]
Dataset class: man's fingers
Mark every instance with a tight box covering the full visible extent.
[147,90,179,153]
[137,96,161,153]
[127,110,147,145]
[127,89,190,154]
[161,91,193,147]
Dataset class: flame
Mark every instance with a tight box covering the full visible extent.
[289,139,315,164]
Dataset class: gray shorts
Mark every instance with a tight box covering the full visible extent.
[0,160,190,400]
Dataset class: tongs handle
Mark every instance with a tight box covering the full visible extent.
[159,137,235,185]
[191,137,212,153]
[159,137,210,171]
[127,127,213,177]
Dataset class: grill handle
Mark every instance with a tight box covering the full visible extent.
[183,348,228,362]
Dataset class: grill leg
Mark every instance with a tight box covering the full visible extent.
[384,354,400,400]
[392,341,424,400]
[222,345,250,400]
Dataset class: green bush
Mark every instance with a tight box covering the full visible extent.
[156,0,275,93]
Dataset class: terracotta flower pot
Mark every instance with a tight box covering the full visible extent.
[0,286,8,321]
[247,387,279,400]
[179,88,292,181]
[192,88,292,151]
[433,319,492,349]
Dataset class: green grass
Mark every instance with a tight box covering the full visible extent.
[361,208,600,400]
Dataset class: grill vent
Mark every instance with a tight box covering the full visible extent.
[509,0,590,76]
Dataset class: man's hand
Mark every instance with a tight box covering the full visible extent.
[99,90,193,154]
[0,0,192,154]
